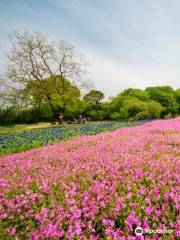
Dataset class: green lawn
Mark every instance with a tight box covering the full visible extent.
[0,122,56,134]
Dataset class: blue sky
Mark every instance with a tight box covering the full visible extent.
[0,0,180,97]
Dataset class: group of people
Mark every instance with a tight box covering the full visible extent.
[74,115,87,124]
[58,114,87,124]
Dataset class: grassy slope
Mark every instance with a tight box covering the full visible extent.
[0,122,55,134]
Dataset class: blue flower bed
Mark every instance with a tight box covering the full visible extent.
[0,121,146,156]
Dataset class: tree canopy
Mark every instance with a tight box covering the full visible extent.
[1,31,91,121]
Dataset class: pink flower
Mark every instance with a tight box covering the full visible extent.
[144,197,151,205]
[145,206,153,215]
[102,219,115,228]
[8,227,16,235]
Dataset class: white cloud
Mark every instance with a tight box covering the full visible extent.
[83,49,145,97]
[83,48,180,98]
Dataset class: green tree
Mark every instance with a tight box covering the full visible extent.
[83,90,104,105]
[2,31,91,121]
[135,101,164,120]
[83,90,104,120]
[145,86,178,117]
[108,87,164,121]
[120,88,150,101]
[26,76,81,120]
[174,89,180,114]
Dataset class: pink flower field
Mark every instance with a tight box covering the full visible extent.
[0,118,180,240]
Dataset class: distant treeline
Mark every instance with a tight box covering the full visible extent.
[0,85,179,124]
[0,32,179,124]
